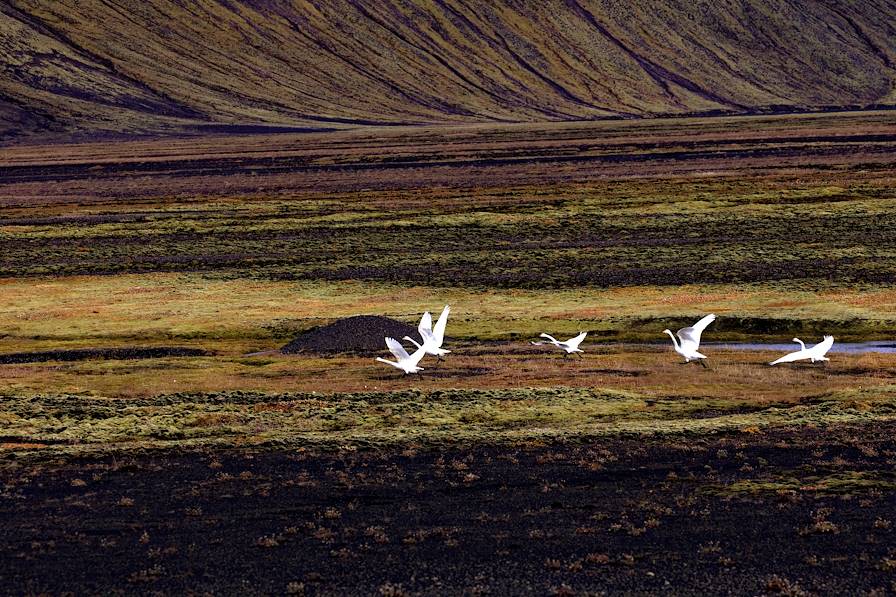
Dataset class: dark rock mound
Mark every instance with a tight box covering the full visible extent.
[0,347,210,364]
[281,316,417,355]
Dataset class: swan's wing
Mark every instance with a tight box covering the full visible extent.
[690,313,717,335]
[770,350,804,365]
[539,333,559,344]
[677,314,716,349]
[418,311,433,339]
[812,335,834,356]
[675,328,696,351]
[565,331,587,349]
[385,337,410,361]
[408,342,428,366]
[432,305,450,346]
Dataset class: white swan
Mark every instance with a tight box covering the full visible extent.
[769,335,834,365]
[663,314,716,366]
[404,305,451,360]
[375,337,427,374]
[532,331,587,356]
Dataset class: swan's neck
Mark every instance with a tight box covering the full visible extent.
[664,330,681,351]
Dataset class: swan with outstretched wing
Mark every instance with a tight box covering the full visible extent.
[663,314,716,365]
[376,337,427,374]
[770,335,834,365]
[532,331,588,356]
[404,305,451,360]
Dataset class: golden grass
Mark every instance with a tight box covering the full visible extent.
[3,272,894,456]
[1,342,893,401]
[1,272,893,405]
[1,273,895,351]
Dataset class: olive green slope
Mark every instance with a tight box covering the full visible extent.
[1,0,895,139]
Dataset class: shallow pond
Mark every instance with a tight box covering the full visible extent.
[703,341,896,354]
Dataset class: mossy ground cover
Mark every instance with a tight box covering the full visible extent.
[717,470,896,496]
[3,176,896,287]
[3,382,896,459]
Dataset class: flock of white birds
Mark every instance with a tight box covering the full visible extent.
[376,307,836,374]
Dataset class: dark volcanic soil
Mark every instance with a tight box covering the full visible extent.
[0,347,209,364]
[281,316,418,354]
[3,423,896,595]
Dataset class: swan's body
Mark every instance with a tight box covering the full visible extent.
[404,305,451,359]
[663,314,716,364]
[375,337,427,374]
[769,335,834,365]
[532,331,587,355]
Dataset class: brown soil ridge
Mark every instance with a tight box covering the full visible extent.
[0,346,210,364]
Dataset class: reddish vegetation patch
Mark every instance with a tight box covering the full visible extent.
[0,443,47,449]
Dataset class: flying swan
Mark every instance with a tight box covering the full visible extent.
[375,337,427,374]
[532,331,588,356]
[404,305,451,360]
[663,314,716,366]
[769,335,834,365]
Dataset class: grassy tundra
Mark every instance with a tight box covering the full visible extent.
[2,112,896,593]
[2,112,896,443]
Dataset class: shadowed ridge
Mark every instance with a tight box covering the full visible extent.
[1,0,895,140]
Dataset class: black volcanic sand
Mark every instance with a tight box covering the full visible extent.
[0,347,210,364]
[3,423,896,595]
[281,316,418,354]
